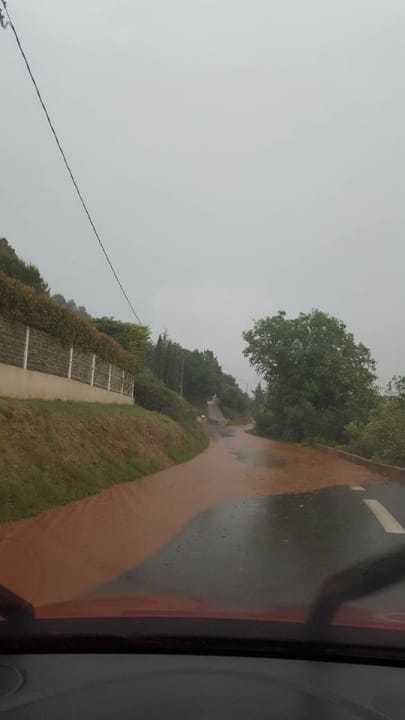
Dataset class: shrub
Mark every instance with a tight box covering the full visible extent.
[0,271,136,373]
[135,372,196,425]
[254,408,279,438]
[218,384,251,421]
[344,400,405,467]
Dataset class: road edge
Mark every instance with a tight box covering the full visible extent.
[314,444,405,484]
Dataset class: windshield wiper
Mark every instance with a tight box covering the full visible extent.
[308,544,405,628]
[0,584,35,622]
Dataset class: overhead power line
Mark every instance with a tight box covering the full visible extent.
[0,0,143,325]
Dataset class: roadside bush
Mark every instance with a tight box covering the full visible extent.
[282,401,319,441]
[254,408,280,438]
[219,405,238,421]
[344,400,405,467]
[218,384,251,422]
[135,371,196,425]
[0,271,136,373]
[343,421,375,459]
[254,399,351,444]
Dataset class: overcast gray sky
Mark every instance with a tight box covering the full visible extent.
[1,0,404,387]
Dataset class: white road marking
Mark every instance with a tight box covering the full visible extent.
[351,485,365,491]
[363,499,405,534]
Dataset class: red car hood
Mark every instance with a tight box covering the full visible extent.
[35,594,405,631]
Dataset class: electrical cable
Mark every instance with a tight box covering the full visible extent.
[1,0,143,325]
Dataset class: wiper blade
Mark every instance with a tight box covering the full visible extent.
[308,544,405,628]
[0,584,35,622]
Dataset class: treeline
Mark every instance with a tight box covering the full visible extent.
[142,331,251,418]
[245,310,405,466]
[0,237,250,416]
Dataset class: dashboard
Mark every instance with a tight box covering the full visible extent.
[0,652,404,719]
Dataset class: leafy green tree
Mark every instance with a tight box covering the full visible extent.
[182,348,222,406]
[151,332,182,392]
[164,339,182,390]
[253,382,266,407]
[144,332,246,411]
[243,310,377,442]
[387,376,405,399]
[93,316,150,366]
[218,384,251,420]
[0,238,48,293]
[221,373,238,389]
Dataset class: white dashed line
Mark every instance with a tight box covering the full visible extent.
[351,485,365,491]
[363,499,405,534]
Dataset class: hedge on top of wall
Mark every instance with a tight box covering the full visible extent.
[0,271,137,374]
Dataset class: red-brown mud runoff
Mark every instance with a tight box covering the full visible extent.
[0,427,383,607]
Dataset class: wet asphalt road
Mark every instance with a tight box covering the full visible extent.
[98,478,405,613]
[95,399,405,613]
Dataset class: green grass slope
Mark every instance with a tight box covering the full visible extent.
[0,398,208,523]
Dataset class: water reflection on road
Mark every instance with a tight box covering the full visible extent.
[99,485,405,612]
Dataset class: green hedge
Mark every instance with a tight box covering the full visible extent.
[0,271,136,373]
[134,372,196,424]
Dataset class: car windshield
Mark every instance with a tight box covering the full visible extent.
[0,0,405,647]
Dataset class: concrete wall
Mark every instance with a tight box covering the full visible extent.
[0,364,133,405]
[0,316,134,404]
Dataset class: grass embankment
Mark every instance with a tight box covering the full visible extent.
[0,398,208,523]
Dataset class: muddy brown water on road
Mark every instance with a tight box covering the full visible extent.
[0,427,384,606]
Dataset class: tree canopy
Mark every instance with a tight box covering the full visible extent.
[145,331,250,414]
[243,310,377,442]
[253,382,266,408]
[149,333,223,406]
[93,317,150,365]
